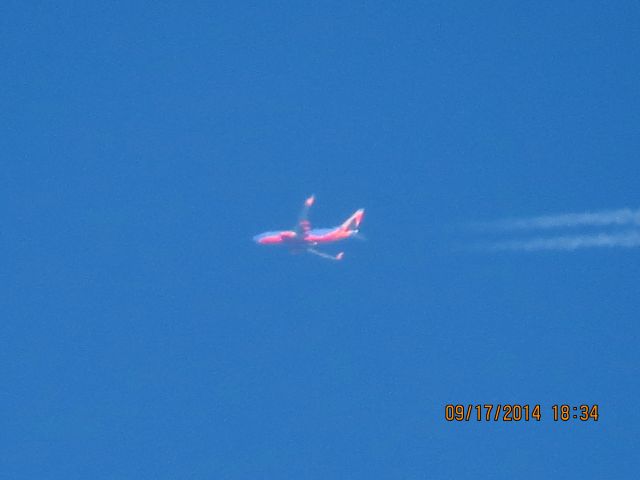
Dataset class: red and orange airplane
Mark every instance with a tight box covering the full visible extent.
[253,195,365,261]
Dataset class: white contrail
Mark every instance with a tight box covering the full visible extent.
[477,208,640,231]
[487,231,640,252]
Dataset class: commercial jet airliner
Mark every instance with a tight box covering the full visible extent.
[253,195,365,261]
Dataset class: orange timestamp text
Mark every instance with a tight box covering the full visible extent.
[444,404,599,422]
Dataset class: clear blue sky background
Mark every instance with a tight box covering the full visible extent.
[3,2,639,478]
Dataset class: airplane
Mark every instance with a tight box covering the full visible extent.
[253,195,365,261]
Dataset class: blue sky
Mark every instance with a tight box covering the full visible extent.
[2,2,639,478]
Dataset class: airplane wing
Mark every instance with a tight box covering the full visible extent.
[295,194,315,235]
[307,247,344,261]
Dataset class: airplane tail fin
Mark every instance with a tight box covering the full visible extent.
[340,208,365,232]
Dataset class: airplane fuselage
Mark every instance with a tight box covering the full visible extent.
[253,226,354,246]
